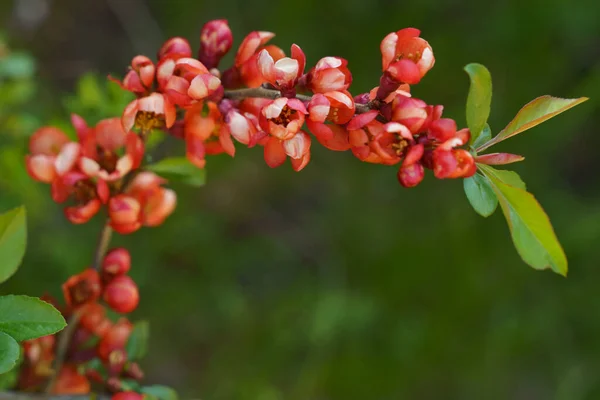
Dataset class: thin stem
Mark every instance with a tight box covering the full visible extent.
[43,223,114,393]
[93,223,113,271]
[41,312,81,393]
[222,87,375,114]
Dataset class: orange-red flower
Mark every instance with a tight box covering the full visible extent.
[51,364,90,394]
[109,55,155,96]
[122,93,177,132]
[305,57,352,94]
[380,27,435,81]
[108,172,176,234]
[259,97,307,140]
[52,171,108,224]
[162,58,222,107]
[257,44,305,93]
[306,91,354,150]
[25,127,80,183]
[62,269,102,309]
[79,118,144,182]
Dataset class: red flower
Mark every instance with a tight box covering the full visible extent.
[122,93,177,132]
[97,319,133,361]
[305,57,352,93]
[109,55,155,96]
[306,91,354,150]
[184,102,240,168]
[52,171,108,224]
[380,28,435,81]
[263,131,312,171]
[259,97,307,140]
[257,44,305,92]
[432,148,476,179]
[51,364,90,394]
[109,172,176,234]
[25,127,80,183]
[79,118,144,182]
[162,58,222,106]
[233,31,278,88]
[390,95,429,134]
[79,302,112,337]
[62,269,102,309]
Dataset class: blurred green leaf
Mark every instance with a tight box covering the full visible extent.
[463,173,498,217]
[464,63,492,144]
[0,80,36,106]
[481,168,568,275]
[77,73,105,109]
[0,52,35,79]
[471,123,491,151]
[0,295,66,341]
[477,95,588,152]
[146,157,206,187]
[0,206,26,284]
[125,320,149,360]
[142,385,179,400]
[477,164,526,190]
[0,331,19,374]
[0,366,18,390]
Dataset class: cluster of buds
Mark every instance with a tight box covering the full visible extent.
[17,249,142,395]
[25,116,176,231]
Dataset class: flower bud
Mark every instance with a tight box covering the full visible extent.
[397,162,425,188]
[102,248,131,280]
[198,19,233,69]
[103,276,140,314]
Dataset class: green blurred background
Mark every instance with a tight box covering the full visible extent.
[1,0,599,398]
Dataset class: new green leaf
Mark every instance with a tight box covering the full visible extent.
[146,157,206,187]
[0,206,27,284]
[0,295,67,341]
[463,173,498,217]
[464,63,492,145]
[141,385,179,400]
[0,331,19,374]
[477,95,588,152]
[472,124,492,151]
[481,169,568,276]
[477,164,526,190]
[125,320,149,360]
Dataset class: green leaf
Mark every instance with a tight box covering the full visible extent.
[0,52,36,79]
[0,206,27,284]
[141,385,179,400]
[463,173,498,217]
[0,367,19,390]
[481,169,568,275]
[464,63,492,144]
[77,73,105,109]
[472,124,492,151]
[125,320,149,360]
[477,164,526,190]
[146,157,206,187]
[0,295,67,341]
[477,95,588,152]
[0,331,19,374]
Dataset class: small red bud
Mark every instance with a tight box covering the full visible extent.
[98,319,133,361]
[397,162,425,188]
[198,19,233,69]
[124,362,144,381]
[102,248,131,281]
[103,276,139,314]
[112,391,144,400]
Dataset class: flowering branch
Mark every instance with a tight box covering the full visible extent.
[11,16,586,400]
[0,392,109,400]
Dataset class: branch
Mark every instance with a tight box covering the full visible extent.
[222,87,376,114]
[0,392,109,400]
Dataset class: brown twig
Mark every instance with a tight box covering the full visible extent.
[222,86,376,114]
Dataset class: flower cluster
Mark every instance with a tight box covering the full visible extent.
[25,116,176,232]
[17,249,142,395]
[21,19,483,400]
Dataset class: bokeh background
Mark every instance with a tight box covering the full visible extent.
[1,0,599,399]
